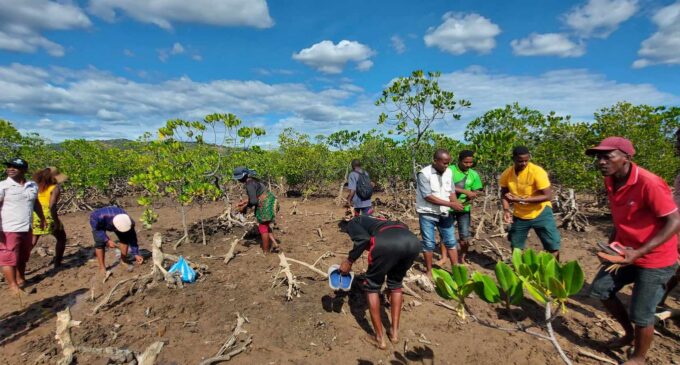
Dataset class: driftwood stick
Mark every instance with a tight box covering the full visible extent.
[55,308,81,365]
[402,282,422,299]
[286,258,328,278]
[576,349,617,365]
[198,313,251,365]
[276,253,301,301]
[474,215,486,240]
[223,238,240,264]
[92,276,138,314]
[137,342,165,365]
[312,251,334,267]
[198,337,252,365]
[483,238,507,261]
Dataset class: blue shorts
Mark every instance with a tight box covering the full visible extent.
[453,211,471,241]
[419,214,457,252]
[589,263,678,327]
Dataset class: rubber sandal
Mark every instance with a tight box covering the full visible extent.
[328,265,341,290]
[339,271,354,292]
[597,252,626,264]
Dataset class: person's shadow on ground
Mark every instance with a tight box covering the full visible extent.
[0,288,88,346]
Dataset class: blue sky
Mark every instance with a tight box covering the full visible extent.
[0,0,678,144]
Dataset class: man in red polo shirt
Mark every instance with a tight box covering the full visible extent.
[587,137,679,365]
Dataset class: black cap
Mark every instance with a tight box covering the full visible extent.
[4,158,28,169]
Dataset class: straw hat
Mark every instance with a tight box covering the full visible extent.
[47,166,68,183]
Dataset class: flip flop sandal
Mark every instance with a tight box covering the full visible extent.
[328,265,341,290]
[596,242,618,255]
[597,252,626,264]
[339,271,354,292]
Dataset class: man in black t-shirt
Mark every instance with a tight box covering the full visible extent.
[339,215,420,349]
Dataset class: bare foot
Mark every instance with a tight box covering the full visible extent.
[363,335,387,350]
[622,358,645,365]
[388,330,399,344]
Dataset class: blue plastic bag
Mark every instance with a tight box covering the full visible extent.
[168,256,197,283]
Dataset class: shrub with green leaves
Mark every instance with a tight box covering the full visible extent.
[434,248,585,316]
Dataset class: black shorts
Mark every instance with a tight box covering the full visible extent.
[92,230,138,249]
[364,227,420,293]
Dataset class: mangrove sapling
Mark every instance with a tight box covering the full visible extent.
[431,265,476,319]
[486,249,585,365]
[433,249,585,365]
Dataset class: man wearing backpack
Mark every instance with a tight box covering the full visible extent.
[346,159,373,216]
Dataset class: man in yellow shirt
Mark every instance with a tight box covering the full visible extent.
[500,146,561,258]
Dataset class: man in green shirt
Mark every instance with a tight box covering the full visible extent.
[438,150,483,264]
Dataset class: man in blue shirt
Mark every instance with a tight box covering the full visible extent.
[90,206,143,273]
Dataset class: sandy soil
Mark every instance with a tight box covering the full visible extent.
[0,196,678,365]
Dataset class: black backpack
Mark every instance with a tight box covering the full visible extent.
[355,171,373,200]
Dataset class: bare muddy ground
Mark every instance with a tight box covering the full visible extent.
[1,197,678,364]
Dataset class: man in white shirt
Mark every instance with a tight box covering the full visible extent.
[416,149,464,277]
[0,158,45,296]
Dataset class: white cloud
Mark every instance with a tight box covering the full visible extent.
[123,49,135,57]
[254,68,295,76]
[158,42,194,62]
[633,1,680,68]
[438,67,678,123]
[391,35,406,54]
[1,63,677,142]
[564,0,638,38]
[88,0,273,30]
[424,12,501,55]
[511,33,586,57]
[292,40,376,74]
[0,63,374,141]
[0,0,91,56]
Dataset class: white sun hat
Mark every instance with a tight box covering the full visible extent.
[112,214,133,232]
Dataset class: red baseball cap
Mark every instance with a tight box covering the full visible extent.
[586,137,635,156]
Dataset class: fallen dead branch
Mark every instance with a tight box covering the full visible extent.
[273,253,302,300]
[198,313,252,365]
[223,238,240,265]
[92,276,138,314]
[286,257,327,278]
[577,349,617,365]
[483,238,508,262]
[56,308,164,365]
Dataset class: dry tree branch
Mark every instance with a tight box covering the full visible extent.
[198,313,252,365]
[56,308,164,365]
[273,253,301,300]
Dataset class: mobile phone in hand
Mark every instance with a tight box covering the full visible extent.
[609,242,626,255]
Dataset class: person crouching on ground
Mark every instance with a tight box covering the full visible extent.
[233,167,280,255]
[32,167,68,269]
[90,206,143,274]
[586,137,679,365]
[339,215,420,349]
[0,158,45,297]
